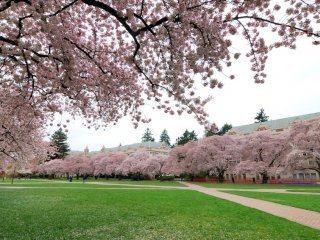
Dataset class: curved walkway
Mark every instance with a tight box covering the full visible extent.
[213,188,320,195]
[181,182,320,230]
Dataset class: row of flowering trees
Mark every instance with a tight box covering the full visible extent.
[35,151,169,181]
[169,118,320,183]
[34,118,320,182]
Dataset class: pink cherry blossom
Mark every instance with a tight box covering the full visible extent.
[0,1,318,144]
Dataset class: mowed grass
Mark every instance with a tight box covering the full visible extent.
[0,182,154,189]
[0,178,185,187]
[88,179,185,187]
[288,189,320,193]
[222,191,320,213]
[0,186,319,239]
[194,182,320,190]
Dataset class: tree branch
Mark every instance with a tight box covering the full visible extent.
[231,15,320,38]
[0,36,18,46]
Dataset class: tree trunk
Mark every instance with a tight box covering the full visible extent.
[11,168,15,184]
[218,173,224,183]
[261,173,268,184]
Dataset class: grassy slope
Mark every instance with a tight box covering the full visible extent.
[0,187,319,239]
[223,190,320,212]
[194,182,320,189]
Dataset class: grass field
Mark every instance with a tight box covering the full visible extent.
[287,189,320,193]
[0,178,185,187]
[0,182,319,239]
[194,182,320,190]
[222,190,320,213]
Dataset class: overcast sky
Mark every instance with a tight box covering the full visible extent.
[46,37,320,151]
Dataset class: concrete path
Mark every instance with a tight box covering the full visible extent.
[215,188,320,195]
[181,182,320,230]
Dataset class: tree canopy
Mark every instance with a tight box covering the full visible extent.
[1,1,320,165]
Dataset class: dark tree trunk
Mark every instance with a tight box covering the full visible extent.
[261,173,269,184]
[11,168,15,184]
[218,172,225,183]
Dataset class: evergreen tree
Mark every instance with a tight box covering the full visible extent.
[176,130,198,146]
[205,123,232,137]
[50,128,70,159]
[142,128,155,142]
[204,123,219,137]
[84,146,89,155]
[254,108,269,123]
[218,123,233,136]
[100,145,107,152]
[159,129,171,146]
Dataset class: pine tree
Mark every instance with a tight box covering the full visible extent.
[84,146,89,155]
[176,130,198,146]
[159,129,171,146]
[50,128,70,159]
[100,145,107,152]
[142,128,155,142]
[254,108,269,123]
[218,123,233,136]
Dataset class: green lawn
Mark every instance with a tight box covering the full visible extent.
[0,182,155,189]
[222,190,320,213]
[287,189,320,193]
[0,184,319,239]
[194,182,320,190]
[0,178,185,187]
[91,179,185,187]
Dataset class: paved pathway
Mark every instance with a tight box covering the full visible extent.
[214,188,320,195]
[181,182,320,230]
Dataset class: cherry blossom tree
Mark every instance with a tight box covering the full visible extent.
[90,153,109,178]
[286,118,320,175]
[104,152,127,177]
[37,158,64,178]
[236,129,289,183]
[148,154,169,179]
[1,0,319,143]
[196,135,242,182]
[63,154,92,181]
[116,151,157,180]
[168,140,200,179]
[91,151,127,178]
